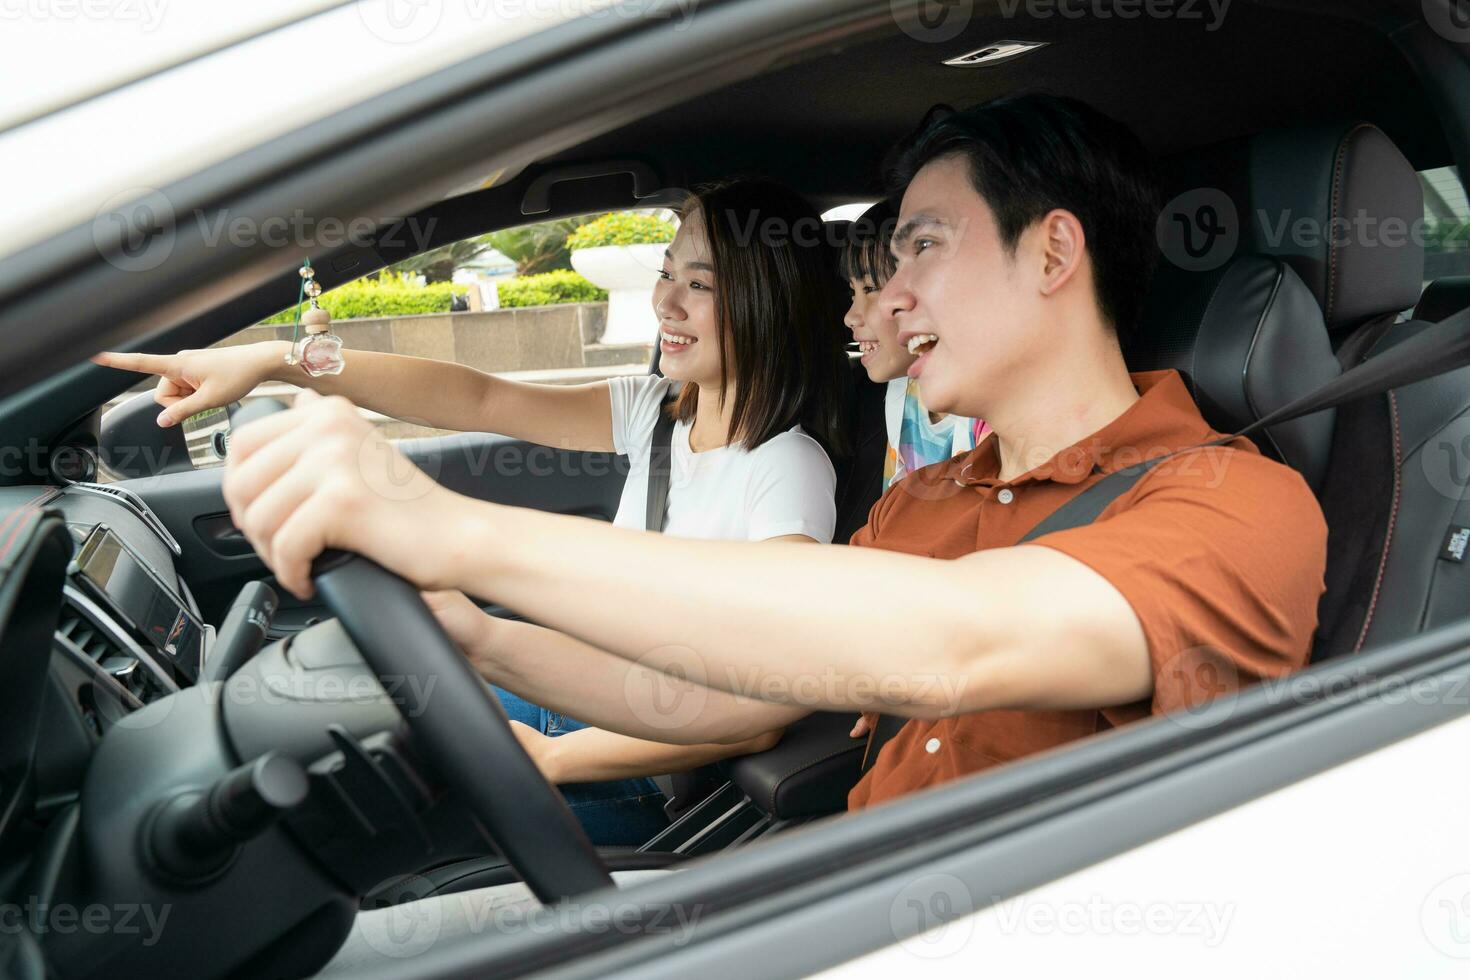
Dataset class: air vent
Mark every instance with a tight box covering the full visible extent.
[943,40,1049,68]
[56,589,176,704]
[57,601,121,664]
[66,482,182,555]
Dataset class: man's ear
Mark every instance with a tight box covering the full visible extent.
[1036,209,1087,298]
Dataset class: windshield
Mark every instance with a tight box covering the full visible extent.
[0,0,344,131]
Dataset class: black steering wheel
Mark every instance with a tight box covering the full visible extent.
[233,400,612,903]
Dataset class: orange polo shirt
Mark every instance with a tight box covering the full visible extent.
[847,370,1327,810]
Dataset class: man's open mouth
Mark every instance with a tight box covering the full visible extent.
[905,334,938,356]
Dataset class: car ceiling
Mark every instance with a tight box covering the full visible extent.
[515,0,1448,213]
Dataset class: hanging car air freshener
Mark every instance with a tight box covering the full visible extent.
[284,259,345,377]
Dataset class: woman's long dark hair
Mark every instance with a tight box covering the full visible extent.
[670,178,850,455]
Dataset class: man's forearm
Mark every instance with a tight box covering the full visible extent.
[438,497,1152,718]
[441,499,1004,717]
[466,616,809,743]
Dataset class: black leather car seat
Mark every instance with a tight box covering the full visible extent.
[1415,275,1470,324]
[1231,122,1470,659]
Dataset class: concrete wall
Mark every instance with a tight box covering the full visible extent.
[220,303,638,375]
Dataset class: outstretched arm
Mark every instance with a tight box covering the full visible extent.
[93,343,617,451]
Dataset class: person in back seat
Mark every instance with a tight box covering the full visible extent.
[220,93,1330,820]
[843,198,989,493]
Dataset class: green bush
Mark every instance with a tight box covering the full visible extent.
[566,211,676,250]
[260,274,467,324]
[496,270,608,308]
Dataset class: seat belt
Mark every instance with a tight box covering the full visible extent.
[1019,304,1470,545]
[641,387,720,817]
[862,304,1470,772]
[645,392,677,534]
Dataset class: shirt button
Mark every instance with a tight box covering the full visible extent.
[925,737,942,754]
[997,488,1015,504]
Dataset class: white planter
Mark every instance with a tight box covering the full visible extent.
[570,243,666,345]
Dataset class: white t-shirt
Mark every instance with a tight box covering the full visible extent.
[608,375,837,543]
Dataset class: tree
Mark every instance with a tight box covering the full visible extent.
[390,235,497,284]
[487,216,596,276]
[386,215,598,283]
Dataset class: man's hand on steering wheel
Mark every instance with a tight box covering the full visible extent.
[223,390,461,600]
[225,393,616,902]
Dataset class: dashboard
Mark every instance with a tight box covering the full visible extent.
[31,482,213,810]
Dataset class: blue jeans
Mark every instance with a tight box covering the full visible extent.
[493,687,671,847]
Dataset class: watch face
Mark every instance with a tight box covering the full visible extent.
[181,406,230,469]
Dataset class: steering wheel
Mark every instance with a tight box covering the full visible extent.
[233,400,613,903]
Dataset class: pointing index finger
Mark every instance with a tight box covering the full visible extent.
[91,351,178,377]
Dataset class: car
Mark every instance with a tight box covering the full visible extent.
[2,1,1470,977]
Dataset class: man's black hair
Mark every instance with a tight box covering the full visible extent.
[885,93,1161,342]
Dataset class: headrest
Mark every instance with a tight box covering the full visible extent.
[1415,275,1470,323]
[1132,255,1340,492]
[1247,122,1424,334]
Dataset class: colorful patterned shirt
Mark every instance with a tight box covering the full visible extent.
[883,378,990,491]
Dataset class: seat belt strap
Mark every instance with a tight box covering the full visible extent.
[1018,306,1470,545]
[645,391,678,533]
[641,387,715,817]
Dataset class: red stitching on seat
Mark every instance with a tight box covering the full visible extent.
[0,507,37,563]
[1325,124,1373,327]
[1354,389,1401,652]
[0,488,64,563]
